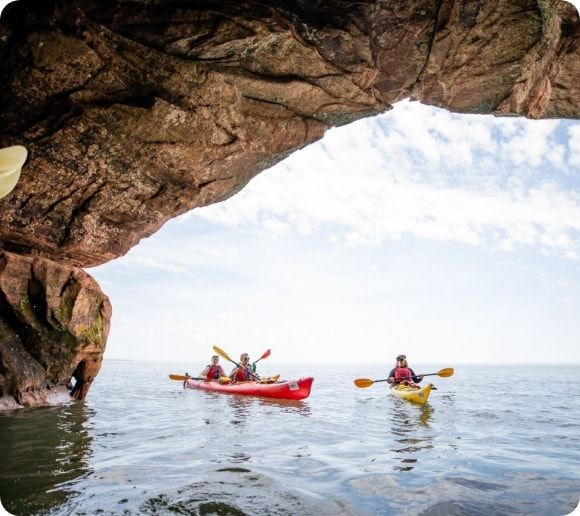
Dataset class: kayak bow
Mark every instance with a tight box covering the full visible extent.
[185,376,314,401]
[390,383,433,405]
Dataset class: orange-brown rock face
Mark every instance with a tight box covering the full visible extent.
[0,0,578,408]
[0,250,110,409]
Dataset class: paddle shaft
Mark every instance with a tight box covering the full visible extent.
[370,374,424,384]
[382,372,431,383]
[213,346,261,380]
[234,362,261,381]
[169,374,206,381]
[224,356,261,380]
[388,368,453,382]
[355,368,453,388]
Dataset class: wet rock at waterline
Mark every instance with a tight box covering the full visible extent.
[0,250,110,409]
[0,0,578,408]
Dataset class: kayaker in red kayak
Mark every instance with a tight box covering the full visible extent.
[199,355,225,381]
[387,354,424,387]
[230,353,258,383]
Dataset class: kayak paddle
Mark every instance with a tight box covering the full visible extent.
[254,349,271,364]
[354,368,454,388]
[250,349,271,374]
[169,373,231,384]
[169,374,204,381]
[213,345,261,381]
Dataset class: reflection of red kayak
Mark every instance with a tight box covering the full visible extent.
[185,377,314,400]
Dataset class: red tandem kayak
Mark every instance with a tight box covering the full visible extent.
[185,377,314,400]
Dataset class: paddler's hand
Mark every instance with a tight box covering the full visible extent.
[387,377,394,384]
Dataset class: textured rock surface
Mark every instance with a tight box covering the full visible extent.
[0,250,111,409]
[0,0,578,407]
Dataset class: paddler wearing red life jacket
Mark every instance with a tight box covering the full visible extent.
[230,353,256,383]
[199,355,225,381]
[387,354,424,387]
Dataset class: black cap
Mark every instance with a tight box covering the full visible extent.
[396,354,406,360]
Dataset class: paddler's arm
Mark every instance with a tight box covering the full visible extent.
[199,366,210,378]
[410,368,423,383]
[245,365,260,380]
[387,367,396,384]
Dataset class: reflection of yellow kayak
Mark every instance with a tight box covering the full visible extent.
[390,383,433,404]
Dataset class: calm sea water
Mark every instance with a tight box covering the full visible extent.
[1,361,579,515]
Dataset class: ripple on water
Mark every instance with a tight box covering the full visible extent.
[136,469,354,516]
[2,363,579,515]
[417,500,514,516]
[445,476,504,491]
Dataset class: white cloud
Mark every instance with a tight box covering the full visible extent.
[127,255,190,274]
[503,119,560,168]
[262,217,291,237]
[197,101,580,258]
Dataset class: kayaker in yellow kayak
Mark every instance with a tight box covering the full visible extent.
[387,354,424,388]
[199,355,226,381]
[230,353,259,383]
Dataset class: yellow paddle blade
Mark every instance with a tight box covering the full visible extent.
[218,376,231,385]
[437,368,454,378]
[354,378,374,388]
[213,345,233,363]
[169,374,188,381]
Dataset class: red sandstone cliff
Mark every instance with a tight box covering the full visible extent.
[0,0,578,408]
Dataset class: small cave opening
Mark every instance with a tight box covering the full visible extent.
[68,360,86,397]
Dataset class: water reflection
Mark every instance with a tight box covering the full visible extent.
[0,403,92,515]
[224,395,311,426]
[256,398,311,416]
[419,404,433,426]
[226,396,253,427]
[388,401,435,472]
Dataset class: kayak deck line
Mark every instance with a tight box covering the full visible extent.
[184,376,314,401]
[389,382,433,405]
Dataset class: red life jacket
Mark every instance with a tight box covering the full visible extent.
[394,367,412,382]
[234,367,252,382]
[207,364,224,380]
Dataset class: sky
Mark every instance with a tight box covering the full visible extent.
[2,0,580,367]
[91,98,580,366]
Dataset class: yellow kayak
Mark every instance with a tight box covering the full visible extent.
[390,383,433,404]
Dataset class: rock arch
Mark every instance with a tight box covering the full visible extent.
[0,0,578,408]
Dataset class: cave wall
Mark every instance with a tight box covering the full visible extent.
[0,250,110,409]
[0,0,578,408]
